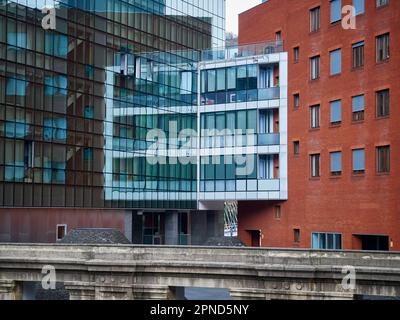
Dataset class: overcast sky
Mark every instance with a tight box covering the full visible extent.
[226,0,261,35]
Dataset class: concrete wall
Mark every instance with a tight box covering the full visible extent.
[0,209,126,243]
[1,244,400,300]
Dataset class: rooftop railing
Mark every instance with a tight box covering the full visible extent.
[201,40,284,62]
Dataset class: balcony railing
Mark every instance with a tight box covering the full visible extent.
[258,133,280,146]
[201,41,284,62]
[201,87,280,105]
[201,133,280,148]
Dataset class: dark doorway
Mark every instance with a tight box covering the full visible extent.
[356,235,389,251]
[143,213,165,245]
[248,230,261,247]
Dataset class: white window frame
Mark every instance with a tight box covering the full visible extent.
[56,224,67,241]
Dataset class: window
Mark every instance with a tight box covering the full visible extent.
[84,148,93,161]
[330,49,342,75]
[331,0,342,23]
[207,70,216,92]
[330,100,342,125]
[352,41,365,68]
[6,78,27,96]
[376,146,390,173]
[310,105,320,129]
[330,152,342,176]
[216,68,226,91]
[310,7,321,32]
[275,206,281,220]
[259,155,273,180]
[312,233,342,250]
[376,0,389,7]
[180,71,192,93]
[56,224,67,241]
[227,67,236,90]
[353,149,365,174]
[294,93,300,109]
[376,33,390,62]
[236,66,247,91]
[310,154,321,178]
[247,65,258,90]
[376,89,390,117]
[294,229,301,243]
[275,31,282,41]
[294,141,300,155]
[310,56,320,80]
[353,0,365,15]
[352,95,365,121]
[293,47,300,63]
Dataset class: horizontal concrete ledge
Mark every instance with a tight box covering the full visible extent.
[1,244,400,300]
[2,242,400,255]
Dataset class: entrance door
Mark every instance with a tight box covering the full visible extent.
[249,230,261,247]
[143,213,165,245]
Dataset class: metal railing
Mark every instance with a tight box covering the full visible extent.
[201,41,284,62]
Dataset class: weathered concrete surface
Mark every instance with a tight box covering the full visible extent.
[1,244,400,300]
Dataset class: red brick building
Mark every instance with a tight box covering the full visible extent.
[238,0,400,250]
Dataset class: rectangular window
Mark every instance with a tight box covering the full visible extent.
[353,0,365,15]
[330,152,342,176]
[310,56,320,80]
[376,89,390,117]
[216,68,226,91]
[331,0,342,23]
[275,206,281,220]
[352,41,365,68]
[312,233,342,250]
[259,155,273,180]
[236,66,247,91]
[56,224,67,241]
[330,49,342,75]
[247,65,258,90]
[294,229,301,243]
[275,31,282,41]
[352,95,365,121]
[330,100,342,125]
[376,146,390,173]
[294,141,300,155]
[293,47,300,63]
[227,67,236,90]
[310,154,321,178]
[353,149,365,174]
[376,33,390,62]
[294,93,300,109]
[376,0,389,7]
[207,70,216,92]
[310,7,321,32]
[310,105,320,129]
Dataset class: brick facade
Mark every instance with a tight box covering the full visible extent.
[238,0,400,250]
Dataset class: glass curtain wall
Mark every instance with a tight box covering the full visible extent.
[0,0,225,209]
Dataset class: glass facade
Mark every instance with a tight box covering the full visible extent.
[201,63,280,105]
[0,0,225,209]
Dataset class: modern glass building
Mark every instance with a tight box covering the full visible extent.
[0,0,287,245]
